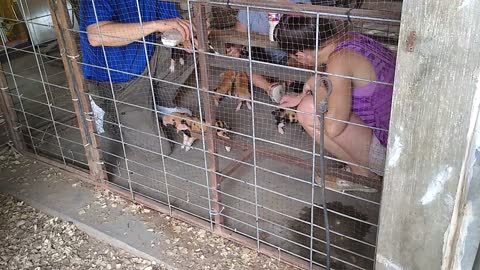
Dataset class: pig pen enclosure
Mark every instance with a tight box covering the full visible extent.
[0,0,402,269]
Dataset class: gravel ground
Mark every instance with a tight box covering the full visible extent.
[0,193,167,270]
[0,147,295,270]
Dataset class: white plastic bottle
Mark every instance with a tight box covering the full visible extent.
[161,29,183,47]
[268,13,281,42]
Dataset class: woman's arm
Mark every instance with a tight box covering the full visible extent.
[322,54,353,138]
[87,18,192,47]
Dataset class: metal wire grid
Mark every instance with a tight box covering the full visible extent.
[1,1,88,168]
[0,0,401,269]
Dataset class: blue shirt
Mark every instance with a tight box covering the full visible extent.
[80,0,179,83]
[237,0,311,64]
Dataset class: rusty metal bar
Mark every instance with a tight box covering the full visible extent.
[48,0,105,183]
[192,2,224,230]
[0,64,25,150]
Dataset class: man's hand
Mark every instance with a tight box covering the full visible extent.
[157,18,195,50]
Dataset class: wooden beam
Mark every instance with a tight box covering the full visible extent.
[48,0,105,183]
[208,54,313,82]
[209,29,278,49]
[193,3,224,230]
[190,0,401,23]
[0,64,25,150]
[376,0,480,269]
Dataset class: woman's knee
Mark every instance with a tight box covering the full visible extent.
[296,95,315,126]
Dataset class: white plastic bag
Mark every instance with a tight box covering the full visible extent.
[89,96,105,134]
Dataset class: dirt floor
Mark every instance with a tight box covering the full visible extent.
[0,146,295,270]
[0,193,167,270]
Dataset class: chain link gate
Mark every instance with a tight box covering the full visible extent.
[0,0,402,269]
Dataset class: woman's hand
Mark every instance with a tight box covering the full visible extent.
[279,93,305,108]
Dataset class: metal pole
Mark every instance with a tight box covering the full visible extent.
[245,6,261,251]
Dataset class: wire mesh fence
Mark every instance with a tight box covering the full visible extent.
[0,0,402,269]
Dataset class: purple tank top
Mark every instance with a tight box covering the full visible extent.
[334,32,395,146]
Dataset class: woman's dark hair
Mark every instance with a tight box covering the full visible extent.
[274,15,337,53]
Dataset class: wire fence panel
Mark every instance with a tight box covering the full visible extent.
[0,0,402,269]
[0,0,90,171]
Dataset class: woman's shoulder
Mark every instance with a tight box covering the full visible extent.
[327,47,372,77]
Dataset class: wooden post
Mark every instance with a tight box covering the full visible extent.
[193,3,224,230]
[0,64,25,150]
[48,0,105,182]
[376,0,480,269]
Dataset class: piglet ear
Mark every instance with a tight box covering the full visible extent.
[176,123,190,131]
[161,117,168,126]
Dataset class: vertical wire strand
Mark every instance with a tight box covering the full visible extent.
[309,13,320,270]
[309,13,331,269]
[19,0,67,166]
[186,1,216,229]
[246,6,261,251]
[0,17,38,156]
[318,77,332,270]
[89,0,135,199]
[133,0,173,215]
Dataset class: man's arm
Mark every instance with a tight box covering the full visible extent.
[234,21,247,33]
[87,18,192,48]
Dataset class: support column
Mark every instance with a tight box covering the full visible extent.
[376,0,480,269]
[48,0,105,182]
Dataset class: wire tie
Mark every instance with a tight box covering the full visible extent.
[66,54,80,60]
[0,87,8,91]
[84,143,90,147]
[96,161,105,165]
[60,48,66,56]
[72,98,79,101]
[210,206,225,216]
[346,8,354,23]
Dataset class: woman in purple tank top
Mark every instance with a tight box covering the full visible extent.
[274,15,395,179]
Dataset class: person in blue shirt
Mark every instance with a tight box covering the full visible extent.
[80,0,194,186]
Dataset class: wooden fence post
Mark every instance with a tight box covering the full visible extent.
[376,0,480,269]
[192,2,224,230]
[48,0,105,183]
[0,64,25,150]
